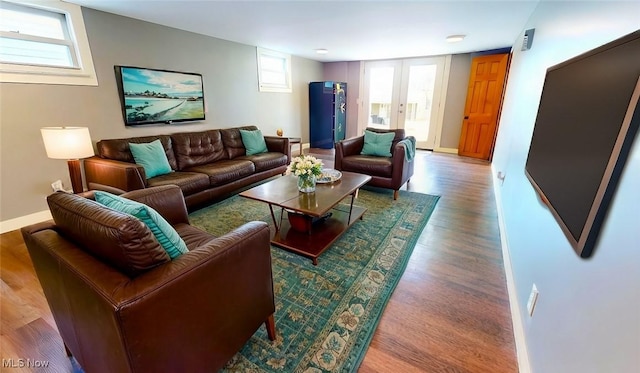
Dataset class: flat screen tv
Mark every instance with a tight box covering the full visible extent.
[525,30,640,258]
[114,66,205,126]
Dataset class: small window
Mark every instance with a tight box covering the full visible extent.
[257,47,291,93]
[0,0,97,86]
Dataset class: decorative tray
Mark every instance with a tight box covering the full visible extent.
[317,169,342,184]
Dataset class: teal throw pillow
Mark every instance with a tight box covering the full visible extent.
[361,130,395,157]
[239,129,268,155]
[129,140,172,179]
[94,191,188,259]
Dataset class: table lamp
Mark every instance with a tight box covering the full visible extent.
[41,127,94,194]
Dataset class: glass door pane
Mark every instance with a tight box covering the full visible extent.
[399,57,446,149]
[367,66,394,129]
[404,64,437,146]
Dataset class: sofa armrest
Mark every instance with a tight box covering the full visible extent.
[335,135,364,170]
[114,221,274,371]
[264,136,290,160]
[390,138,415,188]
[84,156,147,192]
[85,183,126,195]
[391,141,408,171]
[122,185,189,226]
[21,220,56,236]
[129,221,271,294]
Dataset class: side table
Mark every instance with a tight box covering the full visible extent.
[287,137,302,156]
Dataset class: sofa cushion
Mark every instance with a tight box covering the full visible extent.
[94,191,189,259]
[341,155,393,178]
[365,127,405,152]
[220,126,258,159]
[185,159,255,186]
[239,129,268,155]
[361,130,395,157]
[46,192,170,277]
[241,152,288,172]
[129,140,172,179]
[174,223,217,250]
[97,135,178,170]
[172,130,227,170]
[147,171,210,197]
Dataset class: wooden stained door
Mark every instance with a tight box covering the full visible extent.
[458,53,509,159]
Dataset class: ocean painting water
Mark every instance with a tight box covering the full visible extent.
[118,66,205,125]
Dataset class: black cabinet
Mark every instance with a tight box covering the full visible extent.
[309,81,346,149]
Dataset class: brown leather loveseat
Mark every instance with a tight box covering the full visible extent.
[21,185,276,373]
[334,128,415,200]
[84,125,290,210]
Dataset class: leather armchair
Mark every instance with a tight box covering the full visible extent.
[335,128,415,200]
[21,185,276,373]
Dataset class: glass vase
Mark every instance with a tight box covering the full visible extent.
[297,174,316,193]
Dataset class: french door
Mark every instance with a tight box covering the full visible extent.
[362,57,446,149]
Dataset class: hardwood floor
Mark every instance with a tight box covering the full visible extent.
[358,151,517,373]
[0,151,517,372]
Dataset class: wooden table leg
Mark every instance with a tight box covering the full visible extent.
[347,192,356,225]
[268,204,279,231]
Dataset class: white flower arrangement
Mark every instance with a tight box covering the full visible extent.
[286,155,324,178]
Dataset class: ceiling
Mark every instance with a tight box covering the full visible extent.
[66,0,540,62]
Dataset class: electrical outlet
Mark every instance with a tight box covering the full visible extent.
[51,180,64,192]
[527,284,539,317]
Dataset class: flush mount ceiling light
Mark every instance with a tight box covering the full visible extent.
[446,35,466,43]
[315,48,329,55]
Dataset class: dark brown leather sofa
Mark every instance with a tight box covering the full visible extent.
[334,128,415,200]
[21,185,276,373]
[84,126,290,209]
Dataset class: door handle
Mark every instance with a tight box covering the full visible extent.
[464,116,469,119]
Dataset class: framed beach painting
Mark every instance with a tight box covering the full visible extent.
[114,66,205,126]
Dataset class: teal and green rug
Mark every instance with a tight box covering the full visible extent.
[189,187,439,372]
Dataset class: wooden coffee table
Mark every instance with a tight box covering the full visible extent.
[239,172,371,265]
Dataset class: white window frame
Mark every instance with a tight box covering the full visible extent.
[256,47,291,93]
[0,0,97,86]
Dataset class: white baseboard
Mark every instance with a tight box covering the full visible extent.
[491,164,531,373]
[1,210,52,234]
[433,147,458,154]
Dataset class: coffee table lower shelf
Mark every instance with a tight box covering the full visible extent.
[270,205,367,265]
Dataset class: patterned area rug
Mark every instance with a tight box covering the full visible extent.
[189,187,439,372]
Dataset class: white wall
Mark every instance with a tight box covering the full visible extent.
[493,2,640,372]
[440,53,471,149]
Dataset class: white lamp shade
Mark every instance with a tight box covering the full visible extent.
[41,127,94,159]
